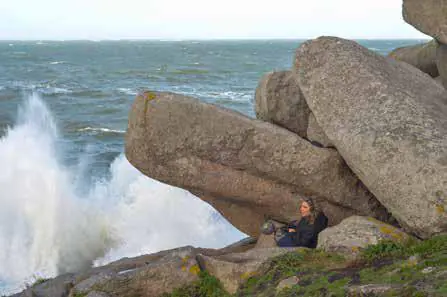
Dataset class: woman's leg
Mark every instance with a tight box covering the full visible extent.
[276,235,296,247]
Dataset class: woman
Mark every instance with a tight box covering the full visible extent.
[275,197,328,248]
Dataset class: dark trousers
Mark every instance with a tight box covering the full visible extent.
[276,234,296,247]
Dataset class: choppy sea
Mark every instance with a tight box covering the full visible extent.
[0,39,427,294]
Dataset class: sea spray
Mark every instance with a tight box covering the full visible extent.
[0,93,244,294]
[0,93,117,291]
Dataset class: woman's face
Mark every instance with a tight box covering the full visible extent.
[300,201,311,217]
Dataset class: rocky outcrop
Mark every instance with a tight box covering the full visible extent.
[317,216,413,258]
[11,274,75,297]
[403,0,447,44]
[125,91,391,237]
[71,246,200,297]
[388,40,439,77]
[255,70,311,137]
[294,36,447,239]
[307,113,334,148]
[196,247,303,294]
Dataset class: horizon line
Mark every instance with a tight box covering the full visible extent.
[0,37,431,42]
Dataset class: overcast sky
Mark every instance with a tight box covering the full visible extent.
[0,0,429,40]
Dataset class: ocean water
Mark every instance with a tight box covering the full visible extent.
[0,39,426,294]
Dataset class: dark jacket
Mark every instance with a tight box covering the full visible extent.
[280,212,328,248]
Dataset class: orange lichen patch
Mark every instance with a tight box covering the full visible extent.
[351,246,360,253]
[189,264,201,275]
[240,271,257,280]
[379,225,405,242]
[182,256,190,263]
[436,204,445,214]
[145,92,157,101]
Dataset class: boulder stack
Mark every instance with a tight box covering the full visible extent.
[125,91,391,237]
[294,36,447,239]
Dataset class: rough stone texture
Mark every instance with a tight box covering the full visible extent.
[307,113,334,148]
[86,292,110,297]
[435,76,444,86]
[403,0,447,44]
[437,43,447,89]
[72,246,200,297]
[317,216,413,258]
[346,284,406,297]
[388,40,439,77]
[294,36,447,238]
[11,274,75,297]
[255,70,311,137]
[197,247,303,294]
[276,276,300,293]
[125,91,392,237]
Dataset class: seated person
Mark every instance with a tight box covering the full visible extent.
[262,197,328,248]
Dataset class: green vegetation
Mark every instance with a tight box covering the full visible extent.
[238,235,447,297]
[161,271,231,297]
[361,234,447,263]
[31,277,49,287]
[236,249,347,297]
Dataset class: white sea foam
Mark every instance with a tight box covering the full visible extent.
[78,127,125,134]
[116,88,137,95]
[49,61,65,65]
[0,93,245,295]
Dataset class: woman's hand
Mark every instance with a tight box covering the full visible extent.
[288,228,296,233]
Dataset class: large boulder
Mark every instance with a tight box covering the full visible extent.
[388,40,439,77]
[317,216,413,258]
[403,0,447,44]
[125,91,391,237]
[255,70,311,137]
[197,247,303,294]
[294,36,447,238]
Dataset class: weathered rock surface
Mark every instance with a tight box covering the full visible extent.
[11,274,75,297]
[435,76,444,86]
[255,70,311,137]
[307,113,334,148]
[437,43,447,89]
[317,216,413,258]
[276,276,300,293]
[85,292,110,297]
[294,36,447,238]
[125,91,391,237]
[197,247,303,294]
[71,246,200,297]
[388,40,439,77]
[403,0,447,44]
[346,284,408,297]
